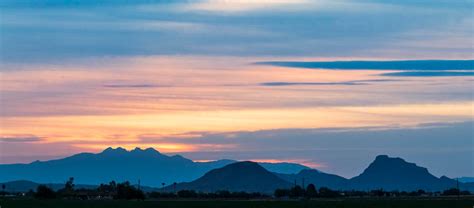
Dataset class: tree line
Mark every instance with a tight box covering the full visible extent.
[273,184,471,199]
[1,178,471,200]
[30,178,145,200]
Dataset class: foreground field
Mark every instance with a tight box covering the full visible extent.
[1,197,473,208]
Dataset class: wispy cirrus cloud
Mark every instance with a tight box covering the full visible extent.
[258,60,474,77]
[102,84,167,88]
[257,60,474,71]
[1,0,472,63]
[180,0,313,13]
[381,71,474,77]
[260,81,365,86]
[0,135,43,143]
[260,79,400,86]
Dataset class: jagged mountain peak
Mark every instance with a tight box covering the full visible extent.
[366,155,428,172]
[350,155,446,191]
[130,147,162,155]
[100,147,166,157]
[101,147,128,154]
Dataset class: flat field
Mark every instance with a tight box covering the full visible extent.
[1,197,473,208]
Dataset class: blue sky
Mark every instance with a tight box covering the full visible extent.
[1,0,473,62]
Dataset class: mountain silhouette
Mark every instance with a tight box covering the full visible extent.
[1,151,472,192]
[165,161,292,193]
[276,169,349,190]
[349,155,460,191]
[0,147,308,187]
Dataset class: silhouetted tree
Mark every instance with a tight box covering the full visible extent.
[216,190,231,198]
[1,184,5,196]
[318,187,339,198]
[65,177,75,191]
[177,190,197,198]
[274,188,290,198]
[35,185,56,199]
[26,189,35,197]
[460,190,471,195]
[443,188,460,196]
[306,184,318,198]
[370,189,386,197]
[289,185,304,198]
[98,181,117,198]
[58,177,75,198]
[115,181,145,200]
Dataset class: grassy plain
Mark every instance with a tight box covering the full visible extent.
[1,197,473,208]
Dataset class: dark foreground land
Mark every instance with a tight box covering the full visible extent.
[1,197,473,208]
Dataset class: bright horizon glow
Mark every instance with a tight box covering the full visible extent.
[1,56,472,157]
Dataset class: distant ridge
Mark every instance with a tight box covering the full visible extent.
[276,169,349,190]
[165,161,292,193]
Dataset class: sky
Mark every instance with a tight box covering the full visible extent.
[0,0,473,178]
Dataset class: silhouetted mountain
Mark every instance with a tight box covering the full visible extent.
[0,147,308,187]
[349,155,462,191]
[276,169,349,190]
[165,161,292,193]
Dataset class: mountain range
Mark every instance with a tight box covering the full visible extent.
[1,147,472,193]
[168,155,472,193]
[0,147,308,187]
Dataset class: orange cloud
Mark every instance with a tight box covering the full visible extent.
[1,56,472,154]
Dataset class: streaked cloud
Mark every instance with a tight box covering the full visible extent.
[261,81,365,86]
[259,60,474,77]
[0,135,42,143]
[258,60,474,71]
[381,71,474,77]
[1,0,472,62]
[181,0,313,13]
[260,79,400,86]
[102,84,165,88]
